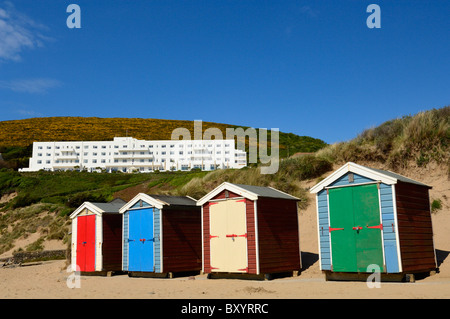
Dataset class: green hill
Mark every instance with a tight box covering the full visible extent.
[0,117,327,170]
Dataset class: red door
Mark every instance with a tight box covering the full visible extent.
[76,215,96,271]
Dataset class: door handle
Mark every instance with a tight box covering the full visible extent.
[352,226,363,230]
[366,224,383,230]
[329,227,344,232]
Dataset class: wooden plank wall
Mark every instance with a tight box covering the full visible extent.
[102,214,123,271]
[395,181,436,272]
[162,207,202,273]
[256,197,300,274]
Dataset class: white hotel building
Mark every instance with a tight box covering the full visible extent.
[19,137,247,173]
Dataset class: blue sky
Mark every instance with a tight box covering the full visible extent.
[0,1,448,144]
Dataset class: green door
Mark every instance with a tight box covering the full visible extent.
[329,184,384,272]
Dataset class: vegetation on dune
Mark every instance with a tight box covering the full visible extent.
[316,106,449,169]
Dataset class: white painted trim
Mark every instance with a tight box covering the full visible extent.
[71,218,77,271]
[201,205,204,273]
[70,202,104,219]
[391,185,403,273]
[96,214,102,271]
[377,185,387,272]
[326,191,333,271]
[121,210,125,271]
[119,193,165,213]
[196,182,258,206]
[253,200,260,275]
[310,162,398,194]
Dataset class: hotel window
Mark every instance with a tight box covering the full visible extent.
[37,160,42,164]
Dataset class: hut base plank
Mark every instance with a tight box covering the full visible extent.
[323,270,436,282]
[128,270,201,279]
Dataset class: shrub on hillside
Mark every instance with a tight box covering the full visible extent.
[279,155,333,181]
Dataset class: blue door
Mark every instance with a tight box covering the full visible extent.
[128,208,154,272]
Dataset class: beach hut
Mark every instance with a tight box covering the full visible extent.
[70,198,126,274]
[197,182,301,279]
[120,193,201,277]
[310,162,437,282]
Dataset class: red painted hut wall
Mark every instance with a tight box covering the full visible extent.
[256,197,301,274]
[102,214,123,271]
[395,181,436,272]
[162,207,202,273]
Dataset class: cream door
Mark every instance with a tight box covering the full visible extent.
[210,198,248,272]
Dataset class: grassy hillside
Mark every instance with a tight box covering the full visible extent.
[0,117,327,170]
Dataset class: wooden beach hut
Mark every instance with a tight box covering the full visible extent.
[70,198,126,275]
[120,193,201,278]
[197,182,301,279]
[310,162,437,282]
